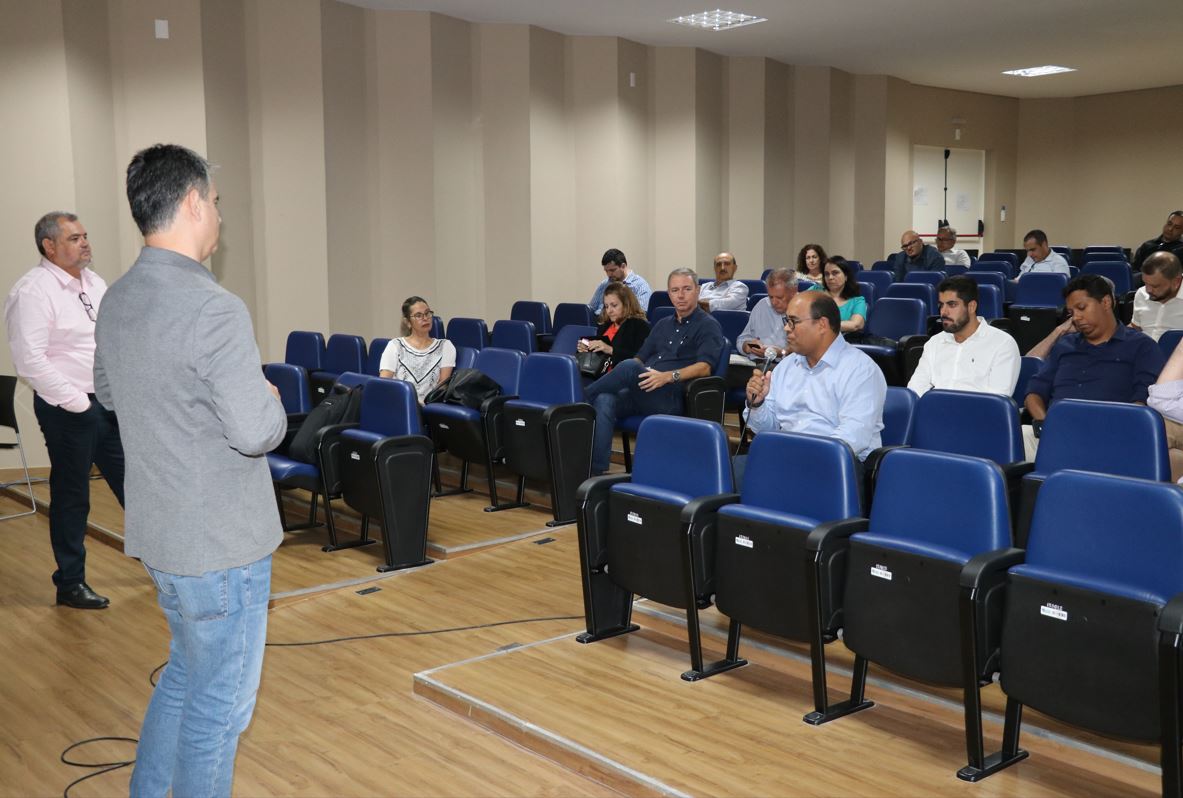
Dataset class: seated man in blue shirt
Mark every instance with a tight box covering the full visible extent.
[587,248,652,315]
[739,291,887,485]
[1023,273,1165,458]
[889,229,945,282]
[1016,228,1070,277]
[736,267,798,359]
[585,268,724,475]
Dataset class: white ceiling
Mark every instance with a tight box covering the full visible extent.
[343,0,1183,99]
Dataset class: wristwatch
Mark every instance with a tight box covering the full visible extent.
[672,369,681,383]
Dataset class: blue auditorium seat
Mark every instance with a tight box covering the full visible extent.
[550,324,597,356]
[366,337,390,376]
[1081,261,1132,295]
[885,282,937,315]
[490,319,537,354]
[510,300,552,335]
[576,416,738,680]
[989,470,1183,791]
[712,310,749,354]
[900,270,946,288]
[446,317,488,351]
[310,334,367,404]
[264,362,311,415]
[859,269,894,298]
[852,298,928,387]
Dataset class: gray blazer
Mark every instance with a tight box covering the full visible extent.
[95,247,286,576]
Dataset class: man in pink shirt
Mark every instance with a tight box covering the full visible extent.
[4,212,125,609]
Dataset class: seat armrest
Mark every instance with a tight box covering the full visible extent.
[898,333,930,351]
[481,394,518,457]
[541,401,594,425]
[1000,461,1035,481]
[315,422,360,492]
[959,547,1025,590]
[1158,593,1183,637]
[805,517,870,554]
[575,473,631,504]
[680,493,741,525]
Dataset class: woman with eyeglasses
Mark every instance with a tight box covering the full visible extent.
[379,296,455,403]
[796,243,828,284]
[821,256,867,334]
[577,282,651,370]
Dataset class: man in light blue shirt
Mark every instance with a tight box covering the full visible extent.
[1017,229,1070,277]
[588,248,652,314]
[743,292,886,467]
[736,267,798,358]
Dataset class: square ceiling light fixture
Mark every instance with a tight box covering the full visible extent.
[1002,65,1077,78]
[668,9,767,31]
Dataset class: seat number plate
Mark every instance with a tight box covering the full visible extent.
[627,511,643,525]
[870,564,892,581]
[1040,603,1068,621]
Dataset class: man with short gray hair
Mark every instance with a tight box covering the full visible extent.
[5,211,125,609]
[1131,251,1183,342]
[95,143,286,795]
[935,226,971,268]
[584,267,724,474]
[736,267,798,358]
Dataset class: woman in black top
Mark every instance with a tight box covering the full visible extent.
[578,281,651,369]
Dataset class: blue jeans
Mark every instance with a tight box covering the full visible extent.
[585,360,684,473]
[130,555,272,797]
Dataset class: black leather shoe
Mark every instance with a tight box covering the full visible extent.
[56,583,110,609]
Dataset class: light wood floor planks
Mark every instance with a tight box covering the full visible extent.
[1,465,1162,798]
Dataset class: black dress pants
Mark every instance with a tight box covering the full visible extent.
[32,394,126,588]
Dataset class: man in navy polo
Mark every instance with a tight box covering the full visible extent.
[1023,273,1165,458]
[584,267,724,474]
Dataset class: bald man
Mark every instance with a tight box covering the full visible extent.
[889,230,945,282]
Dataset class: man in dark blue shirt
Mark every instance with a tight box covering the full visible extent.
[889,229,946,282]
[584,268,725,474]
[1023,273,1165,457]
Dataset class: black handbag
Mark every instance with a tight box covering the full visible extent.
[287,383,364,464]
[575,350,609,379]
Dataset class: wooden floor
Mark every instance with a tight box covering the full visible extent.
[0,466,1162,798]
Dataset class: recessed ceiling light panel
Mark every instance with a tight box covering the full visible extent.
[1001,65,1077,78]
[668,9,768,31]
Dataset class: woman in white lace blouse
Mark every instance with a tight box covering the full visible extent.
[378,296,457,403]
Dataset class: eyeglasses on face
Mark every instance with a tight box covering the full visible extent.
[781,315,814,331]
[902,239,923,249]
[78,292,96,322]
[410,310,434,321]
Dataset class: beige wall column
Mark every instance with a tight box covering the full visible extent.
[430,14,484,321]
[527,27,576,308]
[792,65,832,253]
[201,0,258,322]
[243,0,330,362]
[370,11,434,337]
[652,47,698,277]
[881,77,913,258]
[828,69,856,259]
[1015,98,1077,249]
[694,50,723,273]
[478,24,532,321]
[107,0,208,270]
[852,74,889,265]
[725,57,767,270]
[763,60,793,270]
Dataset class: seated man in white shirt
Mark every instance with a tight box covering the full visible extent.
[935,225,971,268]
[697,251,749,311]
[736,267,797,359]
[1131,251,1183,342]
[908,275,1020,397]
[1017,229,1070,277]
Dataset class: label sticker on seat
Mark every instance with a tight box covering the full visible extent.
[515,419,526,427]
[350,451,360,460]
[735,535,753,549]
[1040,603,1068,621]
[871,564,892,581]
[439,423,449,430]
[627,511,642,525]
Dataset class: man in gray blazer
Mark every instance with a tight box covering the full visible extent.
[94,143,286,796]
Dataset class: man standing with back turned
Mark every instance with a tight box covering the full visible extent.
[94,144,286,795]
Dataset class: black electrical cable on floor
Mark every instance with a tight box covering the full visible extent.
[59,613,582,796]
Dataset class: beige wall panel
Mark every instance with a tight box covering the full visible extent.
[201,0,258,323]
[0,0,76,468]
[1015,97,1076,251]
[370,11,434,336]
[62,0,121,287]
[615,39,652,288]
[528,26,576,309]
[106,0,207,270]
[763,60,793,270]
[726,57,767,270]
[244,0,330,361]
[881,77,913,258]
[429,14,484,321]
[653,47,697,276]
[694,49,723,274]
[477,24,532,321]
[828,69,856,259]
[321,0,375,339]
[852,74,888,266]
[792,65,832,253]
[906,84,1020,251]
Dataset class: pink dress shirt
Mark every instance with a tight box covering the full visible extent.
[5,258,109,413]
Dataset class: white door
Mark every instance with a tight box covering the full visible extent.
[912,146,985,251]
